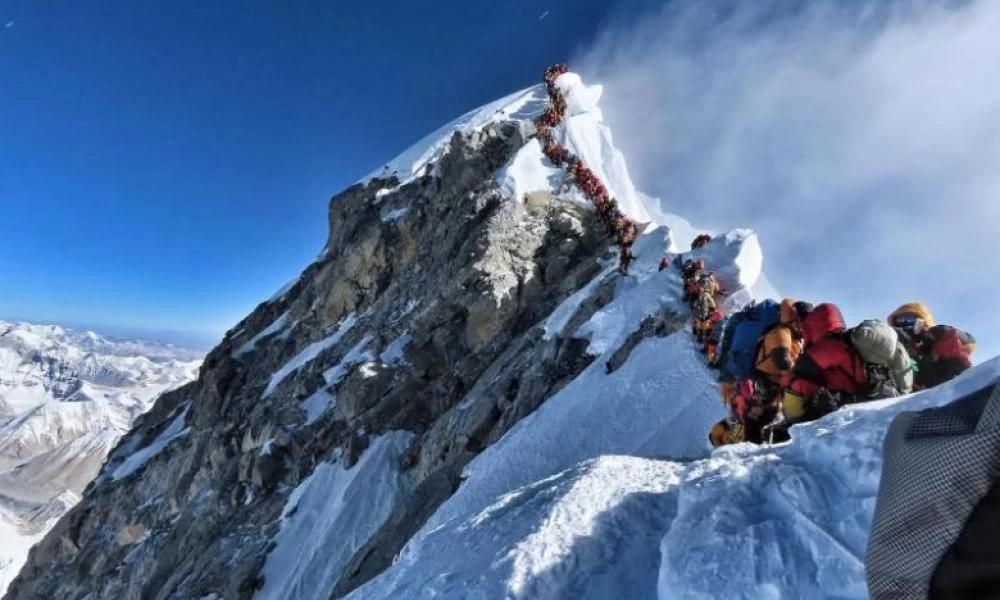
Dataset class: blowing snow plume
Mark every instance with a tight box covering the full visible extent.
[576,0,1000,358]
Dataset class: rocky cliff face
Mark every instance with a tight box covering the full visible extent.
[5,111,652,599]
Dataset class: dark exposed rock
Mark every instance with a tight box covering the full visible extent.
[6,120,636,600]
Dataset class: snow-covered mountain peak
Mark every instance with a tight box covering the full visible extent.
[6,65,980,600]
[3,67,763,600]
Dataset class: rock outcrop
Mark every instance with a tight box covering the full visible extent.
[6,117,647,600]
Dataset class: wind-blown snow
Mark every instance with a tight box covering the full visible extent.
[224,67,1000,600]
[255,431,415,600]
[264,313,359,398]
[111,405,190,481]
[552,73,653,225]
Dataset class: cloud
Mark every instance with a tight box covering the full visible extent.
[4,21,13,28]
[576,0,1000,359]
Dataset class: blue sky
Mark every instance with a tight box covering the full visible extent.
[0,0,647,348]
[1,0,996,359]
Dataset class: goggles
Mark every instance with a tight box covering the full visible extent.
[893,314,921,329]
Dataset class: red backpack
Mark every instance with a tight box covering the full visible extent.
[789,303,869,397]
[800,303,846,346]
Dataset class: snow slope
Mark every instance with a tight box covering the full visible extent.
[0,321,201,595]
[348,455,682,600]
[0,502,49,597]
[497,72,654,224]
[334,70,997,600]
[346,222,762,600]
[359,86,549,186]
[346,360,1000,600]
[255,431,415,600]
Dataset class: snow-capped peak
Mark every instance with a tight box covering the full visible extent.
[0,320,201,595]
[9,64,988,600]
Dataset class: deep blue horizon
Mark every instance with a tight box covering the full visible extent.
[1,0,650,347]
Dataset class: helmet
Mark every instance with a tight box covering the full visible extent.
[780,298,813,324]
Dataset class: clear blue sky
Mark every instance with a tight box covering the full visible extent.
[0,0,654,348]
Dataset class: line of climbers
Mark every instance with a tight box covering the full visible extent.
[535,64,639,274]
[531,65,977,445]
[664,239,977,447]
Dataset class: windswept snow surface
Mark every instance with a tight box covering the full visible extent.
[255,431,415,600]
[347,456,682,600]
[360,86,548,186]
[347,355,1000,600]
[552,73,652,224]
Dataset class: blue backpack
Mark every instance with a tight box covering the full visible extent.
[720,299,781,380]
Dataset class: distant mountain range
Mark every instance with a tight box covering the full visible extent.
[0,320,201,594]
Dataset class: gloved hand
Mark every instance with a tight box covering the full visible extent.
[813,387,843,415]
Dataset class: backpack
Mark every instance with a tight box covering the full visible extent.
[929,325,976,362]
[847,319,914,394]
[721,299,781,380]
[691,292,716,322]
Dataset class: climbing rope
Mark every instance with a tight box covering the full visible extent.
[536,64,640,272]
